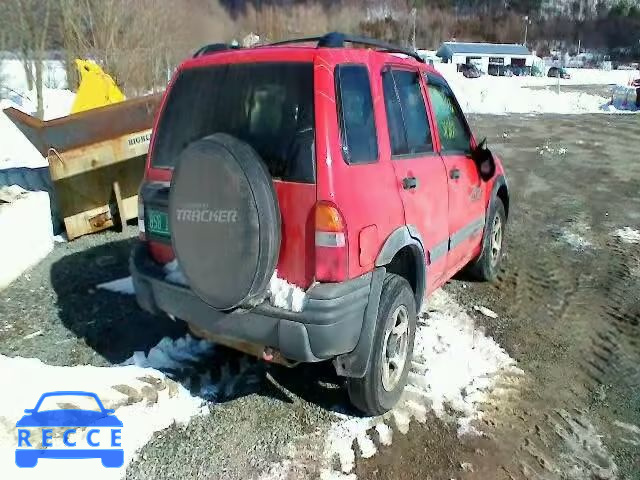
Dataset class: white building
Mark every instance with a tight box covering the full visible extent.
[436,42,535,73]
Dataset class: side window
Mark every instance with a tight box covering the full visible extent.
[382,69,433,157]
[382,71,407,155]
[427,84,472,153]
[335,65,378,164]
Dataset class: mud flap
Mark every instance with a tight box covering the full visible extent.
[333,267,386,378]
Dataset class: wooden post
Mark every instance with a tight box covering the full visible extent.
[112,181,126,231]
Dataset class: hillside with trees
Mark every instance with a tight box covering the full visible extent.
[0,0,638,100]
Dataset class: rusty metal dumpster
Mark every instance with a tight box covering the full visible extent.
[3,93,162,239]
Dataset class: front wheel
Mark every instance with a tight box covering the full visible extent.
[347,274,417,416]
[467,197,506,282]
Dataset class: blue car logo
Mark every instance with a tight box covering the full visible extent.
[15,391,124,468]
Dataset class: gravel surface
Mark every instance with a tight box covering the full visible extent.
[0,226,184,366]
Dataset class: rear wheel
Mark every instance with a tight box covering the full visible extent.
[347,274,417,416]
[467,197,506,282]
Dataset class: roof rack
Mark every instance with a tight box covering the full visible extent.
[269,32,424,63]
[193,43,239,58]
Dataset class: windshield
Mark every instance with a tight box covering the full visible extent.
[151,62,315,183]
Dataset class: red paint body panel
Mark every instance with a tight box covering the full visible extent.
[272,181,316,288]
[141,45,507,305]
[314,50,406,281]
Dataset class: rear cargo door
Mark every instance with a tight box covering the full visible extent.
[381,67,449,291]
[142,61,318,287]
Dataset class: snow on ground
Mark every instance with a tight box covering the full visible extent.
[559,230,593,251]
[614,227,640,244]
[0,187,53,289]
[434,63,639,115]
[0,334,213,479]
[97,276,135,295]
[320,289,523,477]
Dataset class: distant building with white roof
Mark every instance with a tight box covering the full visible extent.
[436,42,534,73]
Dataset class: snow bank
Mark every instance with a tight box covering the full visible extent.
[435,63,637,87]
[0,351,206,479]
[434,64,638,114]
[563,67,638,86]
[321,289,523,477]
[0,333,252,478]
[0,186,53,289]
[444,75,609,114]
[0,110,47,170]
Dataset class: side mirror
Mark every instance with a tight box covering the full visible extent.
[472,137,496,181]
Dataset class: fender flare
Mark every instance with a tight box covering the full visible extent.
[375,225,427,312]
[333,226,428,379]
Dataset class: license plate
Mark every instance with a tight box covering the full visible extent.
[147,209,170,237]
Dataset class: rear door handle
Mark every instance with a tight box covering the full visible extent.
[402,177,418,190]
[450,168,461,180]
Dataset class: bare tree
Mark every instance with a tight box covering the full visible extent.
[59,0,191,95]
[6,0,52,118]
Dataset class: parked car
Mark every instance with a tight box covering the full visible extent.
[488,64,516,77]
[131,32,509,415]
[548,66,571,79]
[461,63,482,78]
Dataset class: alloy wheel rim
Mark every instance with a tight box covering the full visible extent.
[381,305,410,392]
[491,214,503,265]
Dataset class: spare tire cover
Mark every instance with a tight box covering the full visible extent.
[169,133,281,310]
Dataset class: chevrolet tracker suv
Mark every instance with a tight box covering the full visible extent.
[131,32,509,415]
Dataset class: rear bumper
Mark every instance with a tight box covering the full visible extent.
[130,242,372,362]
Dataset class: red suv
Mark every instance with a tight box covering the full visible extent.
[131,33,509,415]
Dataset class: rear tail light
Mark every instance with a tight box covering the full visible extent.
[138,195,146,240]
[314,201,348,281]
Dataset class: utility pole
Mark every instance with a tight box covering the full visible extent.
[523,15,530,46]
[411,8,417,51]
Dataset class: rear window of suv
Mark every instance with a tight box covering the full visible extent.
[152,62,315,183]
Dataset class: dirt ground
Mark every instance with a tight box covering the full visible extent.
[357,113,640,479]
[1,113,638,479]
